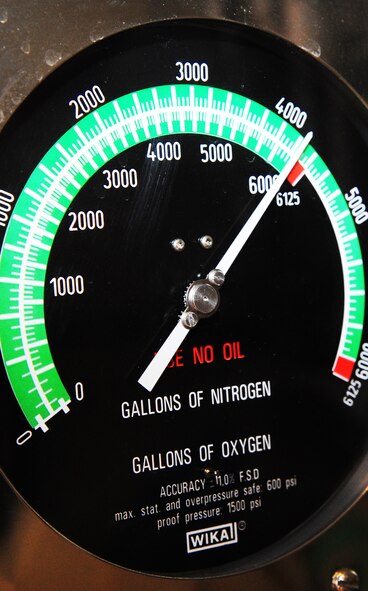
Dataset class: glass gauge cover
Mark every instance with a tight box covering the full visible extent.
[0,19,367,577]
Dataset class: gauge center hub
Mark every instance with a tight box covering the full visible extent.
[186,280,220,316]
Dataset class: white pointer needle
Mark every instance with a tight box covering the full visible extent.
[217,131,313,274]
[138,322,190,392]
[138,131,313,392]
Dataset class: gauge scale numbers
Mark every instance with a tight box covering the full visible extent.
[0,20,367,577]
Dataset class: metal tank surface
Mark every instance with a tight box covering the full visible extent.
[0,1,367,590]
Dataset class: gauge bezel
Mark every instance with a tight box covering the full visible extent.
[0,16,367,580]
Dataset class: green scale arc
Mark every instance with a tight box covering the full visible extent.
[0,84,365,432]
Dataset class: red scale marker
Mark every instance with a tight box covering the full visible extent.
[333,355,355,382]
[287,160,305,186]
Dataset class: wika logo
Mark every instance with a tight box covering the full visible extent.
[186,522,238,553]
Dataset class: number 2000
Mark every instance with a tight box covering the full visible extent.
[68,210,105,231]
[69,85,105,120]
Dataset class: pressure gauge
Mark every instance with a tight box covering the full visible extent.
[0,19,367,577]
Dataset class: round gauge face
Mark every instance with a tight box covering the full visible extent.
[0,18,367,578]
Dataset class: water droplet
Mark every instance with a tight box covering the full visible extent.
[45,49,62,67]
[20,39,31,55]
[11,93,22,106]
[108,0,127,6]
[302,39,321,58]
[0,109,4,124]
[90,27,105,43]
[0,7,8,24]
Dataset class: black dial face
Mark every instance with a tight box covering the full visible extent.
[0,19,367,577]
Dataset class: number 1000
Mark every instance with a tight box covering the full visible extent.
[50,275,85,297]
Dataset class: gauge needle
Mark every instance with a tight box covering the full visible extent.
[138,131,313,391]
